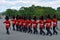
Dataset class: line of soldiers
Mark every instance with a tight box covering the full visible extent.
[3,14,58,36]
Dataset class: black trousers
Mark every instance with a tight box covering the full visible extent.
[22,26,27,32]
[12,24,15,30]
[33,28,38,34]
[28,27,32,33]
[40,28,45,35]
[6,28,10,34]
[53,26,58,35]
[46,28,52,36]
[22,27,25,32]
[16,25,19,31]
[19,26,22,32]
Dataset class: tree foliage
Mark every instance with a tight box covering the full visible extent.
[3,5,60,20]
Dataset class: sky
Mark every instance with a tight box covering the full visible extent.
[0,0,60,12]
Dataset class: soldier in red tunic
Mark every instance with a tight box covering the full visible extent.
[18,16,23,32]
[22,16,27,32]
[46,15,52,36]
[15,15,19,31]
[11,16,16,30]
[32,16,38,34]
[3,16,10,34]
[27,17,32,33]
[39,16,45,35]
[52,14,58,35]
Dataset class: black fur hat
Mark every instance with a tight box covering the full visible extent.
[33,16,36,20]
[16,15,19,19]
[53,14,56,18]
[47,15,50,19]
[12,16,15,19]
[19,16,21,19]
[28,16,31,20]
[5,16,9,20]
[39,16,44,20]
[24,16,26,20]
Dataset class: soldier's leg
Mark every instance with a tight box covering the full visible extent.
[30,27,32,33]
[35,28,38,34]
[6,28,10,34]
[28,27,30,33]
[46,28,49,35]
[19,26,22,32]
[41,28,45,35]
[26,27,28,32]
[33,28,35,34]
[23,27,25,32]
[40,28,42,35]
[24,27,27,32]
[16,25,18,31]
[12,24,15,30]
[53,27,58,35]
[48,28,52,36]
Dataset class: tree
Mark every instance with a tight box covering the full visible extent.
[3,5,60,20]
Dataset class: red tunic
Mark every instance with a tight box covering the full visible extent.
[3,20,10,28]
[46,19,52,28]
[39,20,45,28]
[32,20,37,28]
[15,20,19,26]
[22,20,27,27]
[26,20,32,28]
[11,19,16,25]
[21,19,24,26]
[18,19,23,26]
[53,18,57,27]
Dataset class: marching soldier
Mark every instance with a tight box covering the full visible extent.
[32,16,38,34]
[27,16,32,33]
[39,16,45,35]
[11,16,16,30]
[52,14,58,35]
[3,16,10,34]
[46,15,52,36]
